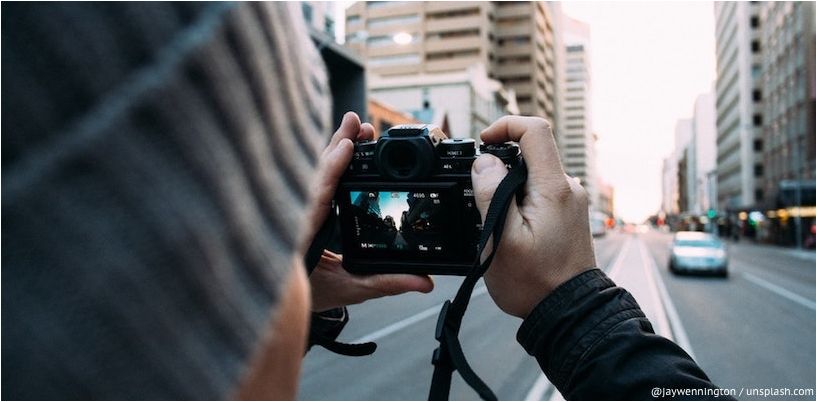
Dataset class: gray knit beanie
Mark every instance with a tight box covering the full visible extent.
[2,2,329,399]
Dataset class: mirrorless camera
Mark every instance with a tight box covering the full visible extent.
[336,124,521,275]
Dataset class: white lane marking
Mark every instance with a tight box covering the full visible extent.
[606,235,633,279]
[743,272,816,311]
[525,236,633,401]
[524,374,552,401]
[637,238,673,339]
[637,237,697,361]
[351,286,489,344]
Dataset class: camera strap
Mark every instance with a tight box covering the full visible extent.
[428,160,528,401]
[304,210,379,357]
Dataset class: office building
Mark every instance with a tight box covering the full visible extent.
[492,2,559,120]
[757,1,816,245]
[692,92,717,214]
[714,2,764,212]
[344,1,559,122]
[559,15,597,208]
[662,157,678,216]
[674,119,694,214]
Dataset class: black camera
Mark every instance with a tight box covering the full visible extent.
[336,124,521,275]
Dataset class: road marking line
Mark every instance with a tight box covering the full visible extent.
[637,238,673,338]
[524,373,553,401]
[525,235,633,401]
[637,237,697,361]
[606,235,633,279]
[743,272,816,311]
[351,286,488,344]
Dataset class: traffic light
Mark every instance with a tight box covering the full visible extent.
[707,209,717,219]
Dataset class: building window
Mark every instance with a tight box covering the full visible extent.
[755,189,764,201]
[566,44,584,53]
[425,49,480,61]
[751,40,761,53]
[368,53,421,67]
[753,139,763,151]
[426,28,480,40]
[752,89,762,102]
[753,114,763,126]
[347,15,361,24]
[751,64,762,79]
[497,55,531,65]
[301,2,313,23]
[750,15,759,28]
[427,7,480,19]
[368,34,418,47]
[368,14,420,28]
[754,164,764,177]
[324,16,335,35]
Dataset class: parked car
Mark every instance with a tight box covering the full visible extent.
[669,231,728,277]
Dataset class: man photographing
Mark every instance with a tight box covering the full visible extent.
[2,2,724,400]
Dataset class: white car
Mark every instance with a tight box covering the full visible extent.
[669,232,728,277]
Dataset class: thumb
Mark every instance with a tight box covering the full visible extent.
[471,154,509,222]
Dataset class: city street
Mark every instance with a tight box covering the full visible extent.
[298,230,815,400]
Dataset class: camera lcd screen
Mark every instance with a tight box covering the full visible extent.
[347,190,447,254]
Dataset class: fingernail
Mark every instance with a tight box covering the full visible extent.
[473,155,502,175]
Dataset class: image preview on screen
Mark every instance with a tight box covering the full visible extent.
[348,190,445,252]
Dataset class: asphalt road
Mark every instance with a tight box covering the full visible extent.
[298,232,628,400]
[641,230,816,400]
[298,230,816,400]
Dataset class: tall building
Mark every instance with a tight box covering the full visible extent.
[692,92,717,214]
[714,2,764,212]
[757,1,816,245]
[559,15,597,209]
[674,119,694,214]
[344,1,559,123]
[662,157,678,215]
[492,1,559,120]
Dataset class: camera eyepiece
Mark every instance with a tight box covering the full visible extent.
[376,137,435,181]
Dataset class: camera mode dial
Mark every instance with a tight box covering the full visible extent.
[479,142,521,168]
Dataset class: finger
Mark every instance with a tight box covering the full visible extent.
[358,122,375,141]
[471,154,522,226]
[325,111,362,155]
[314,138,353,209]
[481,116,565,179]
[362,274,435,297]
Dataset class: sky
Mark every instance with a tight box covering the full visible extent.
[337,1,718,223]
[560,2,717,222]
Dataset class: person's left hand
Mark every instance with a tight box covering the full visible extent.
[304,112,434,312]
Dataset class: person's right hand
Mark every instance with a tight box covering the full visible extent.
[471,116,597,319]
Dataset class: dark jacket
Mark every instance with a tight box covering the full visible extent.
[517,269,731,400]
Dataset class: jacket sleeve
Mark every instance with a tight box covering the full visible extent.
[517,269,730,400]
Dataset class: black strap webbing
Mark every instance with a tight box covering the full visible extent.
[429,160,528,401]
[304,209,378,357]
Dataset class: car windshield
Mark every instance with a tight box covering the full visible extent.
[674,239,721,248]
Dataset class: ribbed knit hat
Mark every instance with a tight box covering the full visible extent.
[2,2,329,398]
